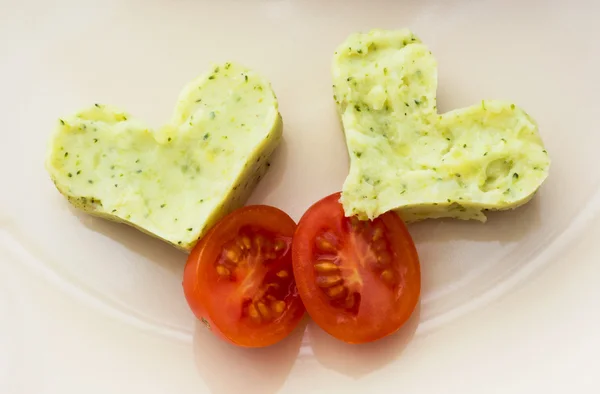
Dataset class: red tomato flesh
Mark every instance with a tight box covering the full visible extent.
[183,205,305,348]
[292,192,421,344]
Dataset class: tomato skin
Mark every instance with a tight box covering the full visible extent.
[183,227,219,336]
[292,192,421,344]
[183,205,305,348]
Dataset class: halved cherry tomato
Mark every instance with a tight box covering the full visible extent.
[183,205,305,348]
[292,192,421,344]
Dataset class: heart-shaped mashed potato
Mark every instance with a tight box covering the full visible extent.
[46,62,282,250]
[333,29,550,221]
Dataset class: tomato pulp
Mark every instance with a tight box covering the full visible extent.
[183,205,305,347]
[292,192,421,344]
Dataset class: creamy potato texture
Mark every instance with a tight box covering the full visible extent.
[333,29,550,221]
[46,62,282,250]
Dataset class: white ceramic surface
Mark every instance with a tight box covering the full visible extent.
[1,0,600,393]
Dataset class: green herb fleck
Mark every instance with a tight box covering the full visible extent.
[135,159,140,163]
[347,77,353,82]
[463,144,467,148]
[244,74,248,82]
[484,152,488,156]
[59,119,65,125]
[357,49,363,54]
[203,133,210,140]
[383,67,388,75]
[510,103,515,110]
[76,170,81,175]
[355,151,362,158]
[414,99,421,106]
[168,137,172,142]
[68,173,72,177]
[354,104,361,112]
[136,169,142,174]
[160,204,166,208]
[187,227,193,231]
[513,173,519,179]
[64,152,69,158]
[94,103,101,108]
[208,75,215,80]
[88,180,93,184]
[93,138,98,143]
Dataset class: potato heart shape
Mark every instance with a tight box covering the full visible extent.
[333,29,550,221]
[46,62,282,250]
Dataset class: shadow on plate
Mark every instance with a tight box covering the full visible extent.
[308,303,421,377]
[193,316,307,394]
[408,196,542,245]
[76,210,187,273]
[246,136,289,205]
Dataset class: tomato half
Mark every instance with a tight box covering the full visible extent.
[183,205,305,348]
[292,192,421,344]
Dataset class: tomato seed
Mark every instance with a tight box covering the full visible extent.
[372,227,384,241]
[216,265,231,276]
[316,275,343,288]
[381,269,395,285]
[257,302,270,319]
[272,300,286,314]
[225,247,240,263]
[248,304,261,323]
[316,236,336,253]
[240,235,251,250]
[327,285,347,299]
[314,261,339,273]
[273,239,286,252]
[344,292,359,309]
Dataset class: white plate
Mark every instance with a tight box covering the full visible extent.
[2,0,600,393]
